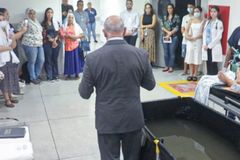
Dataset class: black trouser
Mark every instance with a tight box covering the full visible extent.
[124,35,138,46]
[97,129,142,160]
[207,49,218,75]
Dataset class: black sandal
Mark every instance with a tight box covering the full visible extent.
[10,98,19,104]
[187,76,192,81]
[5,99,15,108]
[192,76,198,81]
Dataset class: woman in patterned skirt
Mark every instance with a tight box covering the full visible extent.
[140,3,157,64]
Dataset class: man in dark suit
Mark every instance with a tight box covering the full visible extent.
[79,15,156,160]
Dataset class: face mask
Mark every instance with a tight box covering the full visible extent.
[194,12,201,18]
[187,8,193,14]
[0,21,8,28]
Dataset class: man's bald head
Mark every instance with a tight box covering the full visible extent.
[103,15,125,39]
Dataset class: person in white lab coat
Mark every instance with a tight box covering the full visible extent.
[202,6,223,75]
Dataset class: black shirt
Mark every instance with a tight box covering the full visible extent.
[61,4,74,21]
[142,14,153,25]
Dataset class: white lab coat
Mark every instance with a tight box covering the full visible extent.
[202,19,223,62]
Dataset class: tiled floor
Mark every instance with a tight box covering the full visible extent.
[0,41,191,160]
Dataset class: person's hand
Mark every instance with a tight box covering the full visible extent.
[48,37,53,42]
[64,34,70,38]
[0,71,4,80]
[63,11,67,16]
[191,37,197,41]
[186,35,195,41]
[21,26,28,33]
[189,37,195,41]
[125,30,132,36]
[218,71,227,83]
[52,40,58,48]
[59,28,65,38]
[165,35,171,39]
[8,42,13,48]
[9,37,16,48]
[203,45,208,51]
[166,31,172,37]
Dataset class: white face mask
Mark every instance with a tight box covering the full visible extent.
[187,8,193,14]
[194,12,201,18]
[0,21,8,29]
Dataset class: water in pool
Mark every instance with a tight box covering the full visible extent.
[146,118,240,160]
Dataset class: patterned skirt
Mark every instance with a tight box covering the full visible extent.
[140,29,156,63]
[0,62,20,94]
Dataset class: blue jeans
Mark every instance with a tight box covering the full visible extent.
[22,45,45,80]
[163,36,179,68]
[87,22,96,41]
[43,43,60,80]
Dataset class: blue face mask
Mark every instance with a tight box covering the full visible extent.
[187,8,193,14]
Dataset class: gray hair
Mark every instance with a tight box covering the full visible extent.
[104,15,124,33]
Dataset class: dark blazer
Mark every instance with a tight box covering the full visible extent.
[79,39,156,134]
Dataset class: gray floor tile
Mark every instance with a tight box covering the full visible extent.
[0,97,47,123]
[49,116,98,159]
[40,80,81,96]
[60,154,99,160]
[43,93,96,120]
[29,121,59,160]
[22,84,42,99]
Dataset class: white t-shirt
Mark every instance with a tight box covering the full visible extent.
[181,14,193,44]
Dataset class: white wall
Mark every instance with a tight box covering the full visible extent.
[209,0,240,37]
[0,0,62,24]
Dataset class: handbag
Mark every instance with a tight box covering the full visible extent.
[80,39,90,51]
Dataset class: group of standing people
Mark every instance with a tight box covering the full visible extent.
[181,3,223,81]
[0,0,99,107]
[121,0,157,64]
[22,6,84,83]
[122,1,224,79]
[0,8,25,107]
[62,0,98,43]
